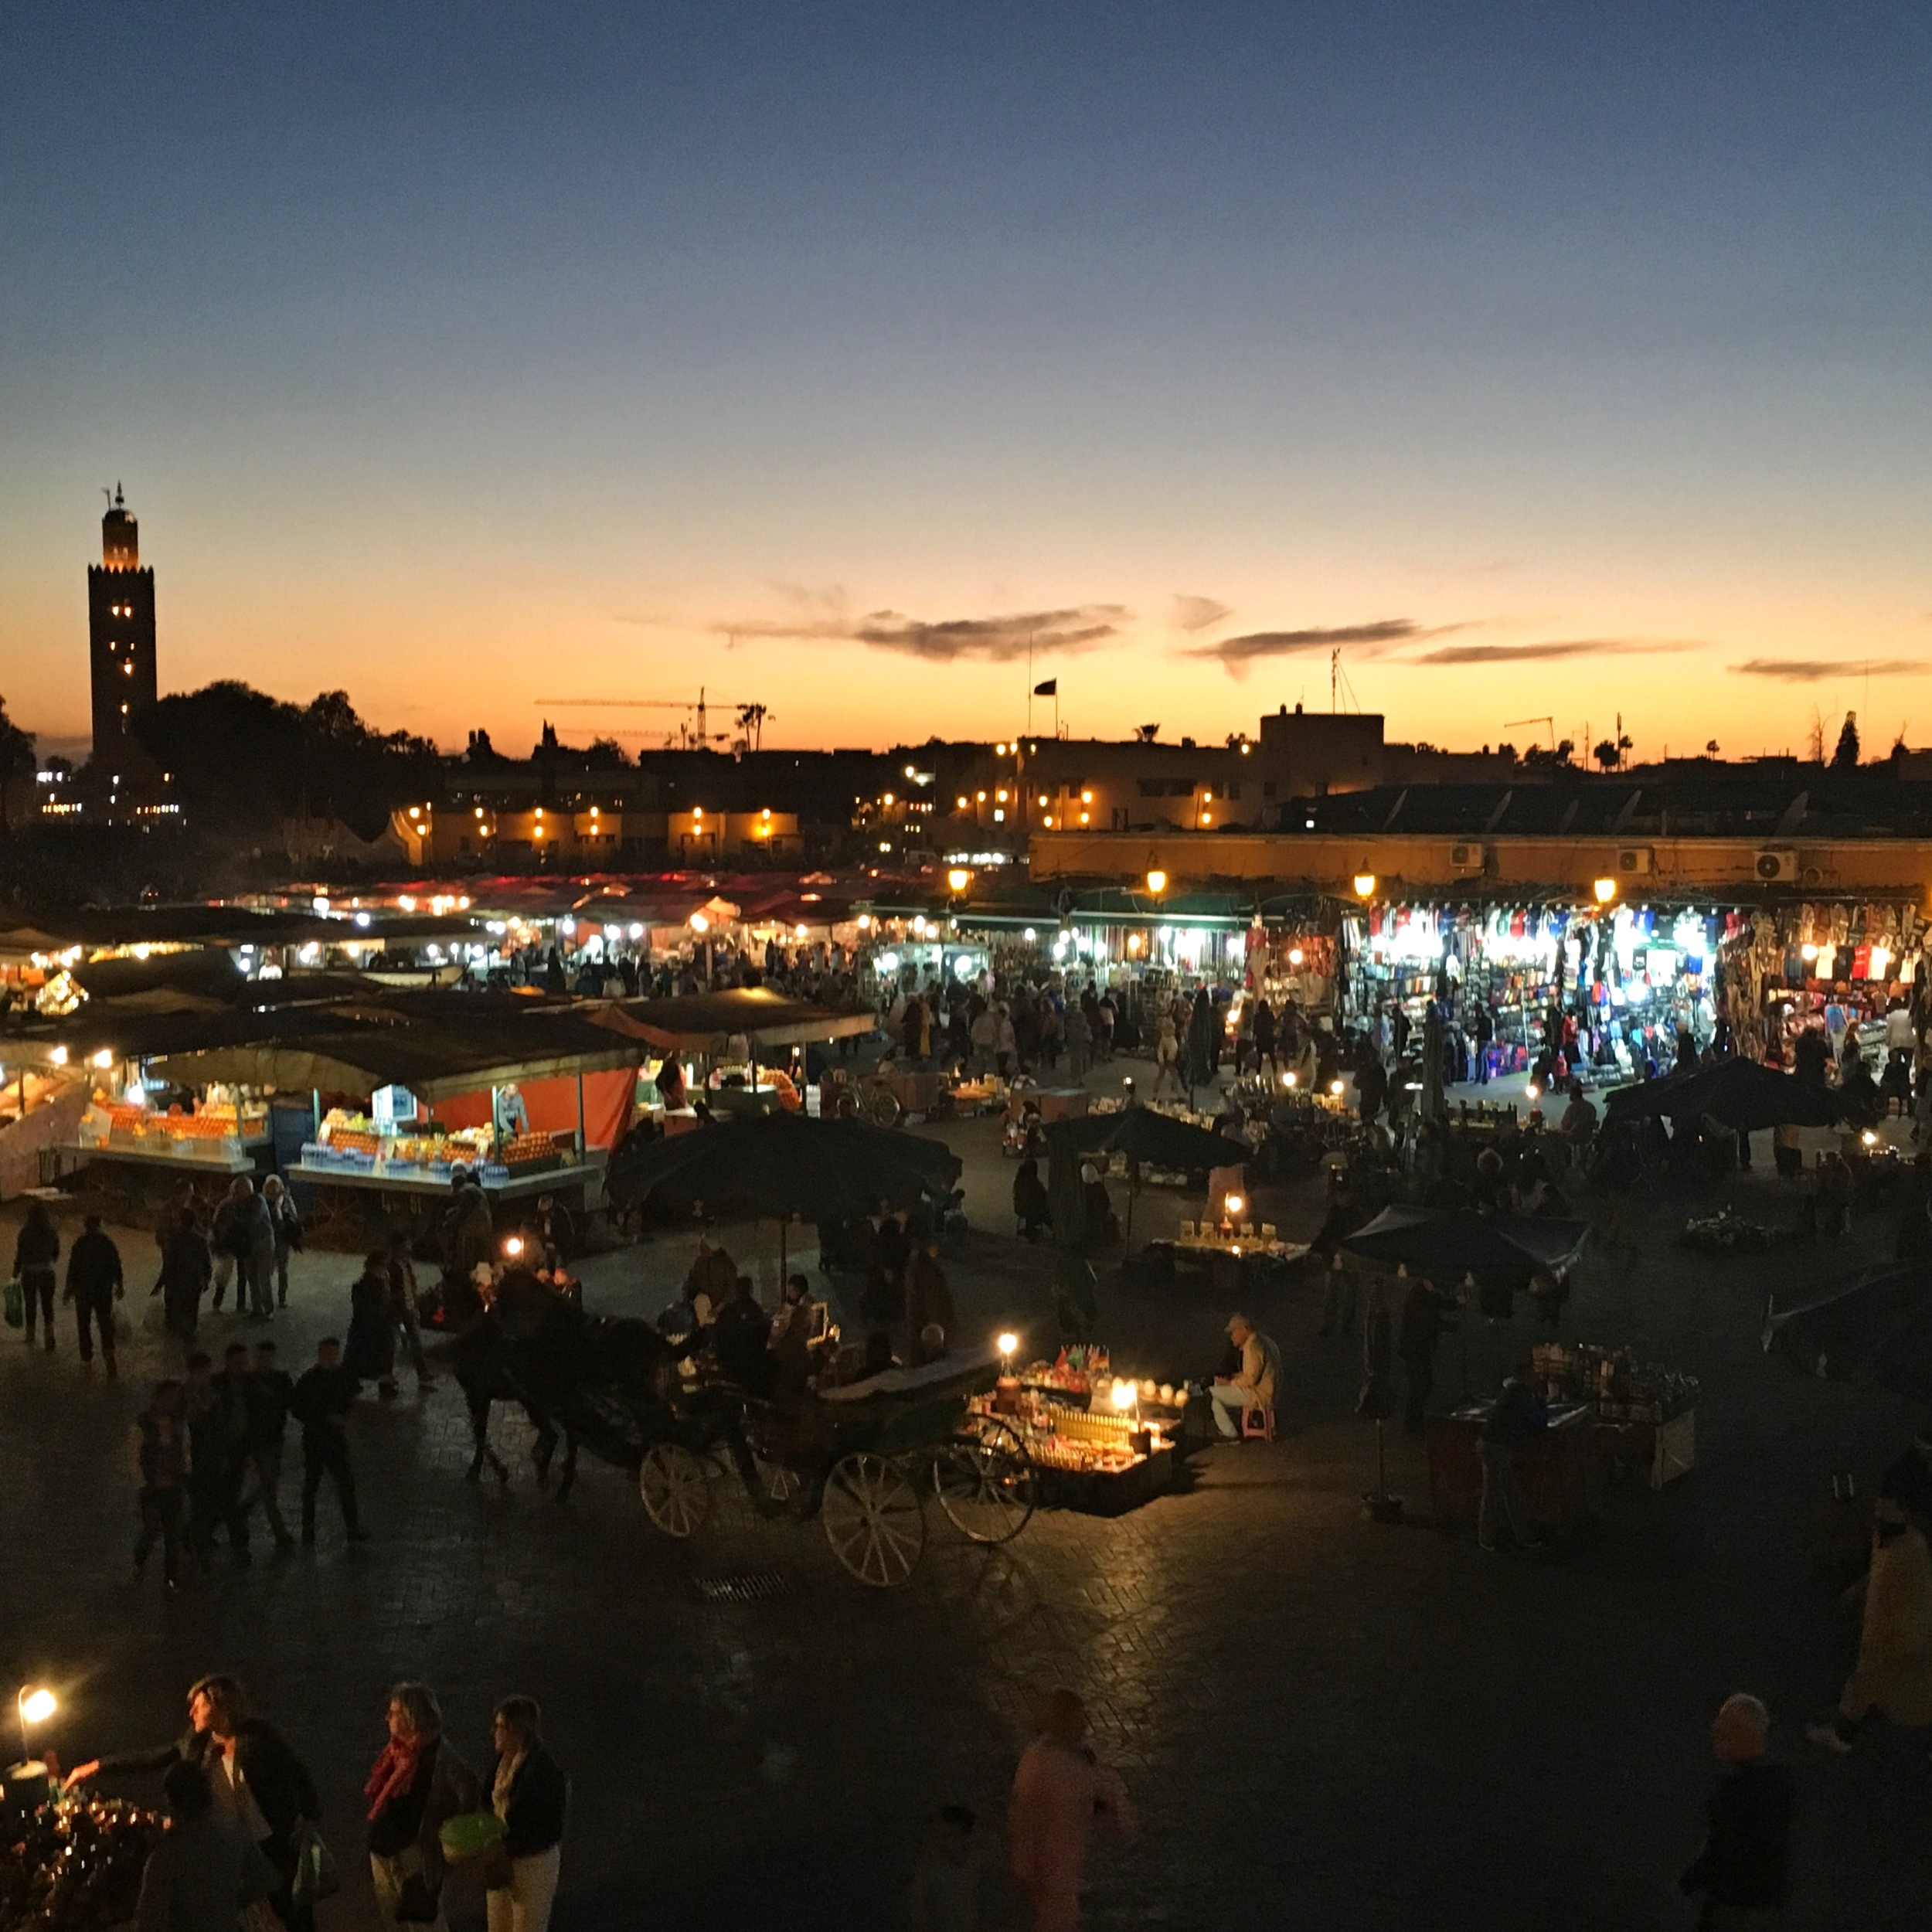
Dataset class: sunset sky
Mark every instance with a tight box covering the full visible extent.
[3,5,1928,764]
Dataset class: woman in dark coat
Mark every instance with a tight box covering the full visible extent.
[345,1252,400,1395]
[159,1213,214,1343]
[13,1198,60,1348]
[486,1696,569,1932]
[366,1681,481,1930]
[1013,1158,1052,1241]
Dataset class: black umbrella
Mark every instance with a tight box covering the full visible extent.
[1067,1104,1250,1174]
[1764,1262,1932,1383]
[1607,1059,1840,1134]
[604,1111,954,1223]
[1340,1206,1589,1290]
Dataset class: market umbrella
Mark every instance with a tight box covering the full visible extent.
[1062,1104,1252,1242]
[1065,1104,1249,1174]
[604,1111,956,1224]
[1763,1261,1932,1383]
[1339,1206,1589,1291]
[1606,1059,1841,1135]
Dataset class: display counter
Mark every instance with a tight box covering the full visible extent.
[976,1345,1185,1514]
[1427,1401,1601,1529]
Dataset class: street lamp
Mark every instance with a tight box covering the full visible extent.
[1353,873,1376,900]
[947,868,971,892]
[1145,869,1167,895]
[16,1686,56,1766]
[1593,877,1617,904]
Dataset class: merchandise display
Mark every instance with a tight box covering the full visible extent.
[0,1789,163,1932]
[77,1095,267,1164]
[977,1344,1182,1508]
[301,1107,516,1180]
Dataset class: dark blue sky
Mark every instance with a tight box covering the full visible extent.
[5,4,1928,754]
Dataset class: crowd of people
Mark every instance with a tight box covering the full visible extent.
[55,1672,569,1932]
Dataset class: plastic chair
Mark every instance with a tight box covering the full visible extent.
[1241,1404,1276,1442]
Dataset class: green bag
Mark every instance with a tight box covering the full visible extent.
[3,1279,22,1330]
[289,1818,340,1909]
[438,1810,506,1862]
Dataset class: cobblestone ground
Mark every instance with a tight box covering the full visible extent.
[3,1071,1930,1929]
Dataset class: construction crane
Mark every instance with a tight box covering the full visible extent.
[535,687,770,752]
[1504,715,1556,751]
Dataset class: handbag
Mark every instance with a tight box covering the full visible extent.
[288,1818,341,1909]
[3,1279,21,1329]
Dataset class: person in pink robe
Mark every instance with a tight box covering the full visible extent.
[1007,1690,1138,1932]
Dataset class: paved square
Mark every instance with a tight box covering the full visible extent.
[2,1088,1928,1929]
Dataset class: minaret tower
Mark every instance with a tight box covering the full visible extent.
[87,483,158,769]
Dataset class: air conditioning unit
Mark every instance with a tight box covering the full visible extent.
[1448,841,1488,876]
[1754,849,1798,883]
[1616,846,1653,876]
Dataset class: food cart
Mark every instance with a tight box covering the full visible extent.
[974,1343,1182,1513]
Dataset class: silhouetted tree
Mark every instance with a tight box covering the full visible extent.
[1832,711,1861,769]
[0,696,35,837]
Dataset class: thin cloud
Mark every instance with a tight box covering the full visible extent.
[1172,594,1232,634]
[1730,656,1932,684]
[1417,638,1698,667]
[717,604,1128,663]
[1191,618,1427,677]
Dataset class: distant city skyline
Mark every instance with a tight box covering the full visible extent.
[4,5,1928,762]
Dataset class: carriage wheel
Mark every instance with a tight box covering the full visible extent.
[821,1453,925,1587]
[638,1444,712,1539]
[865,1086,903,1129]
[831,1088,862,1121]
[933,1419,1037,1544]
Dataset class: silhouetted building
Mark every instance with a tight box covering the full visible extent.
[80,486,173,821]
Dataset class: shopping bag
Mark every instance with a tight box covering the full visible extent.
[2,1279,22,1330]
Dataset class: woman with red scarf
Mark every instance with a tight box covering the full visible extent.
[367,1682,482,1931]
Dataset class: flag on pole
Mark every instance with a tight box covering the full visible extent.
[1033,679,1057,697]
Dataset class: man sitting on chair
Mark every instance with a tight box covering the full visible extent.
[1209,1313,1280,1439]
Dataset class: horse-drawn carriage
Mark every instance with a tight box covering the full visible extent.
[458,1291,1036,1588]
[638,1345,1036,1587]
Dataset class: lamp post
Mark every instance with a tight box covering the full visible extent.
[16,1686,55,1768]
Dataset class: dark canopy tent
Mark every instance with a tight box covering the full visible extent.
[1764,1262,1932,1383]
[1060,1104,1249,1174]
[604,1111,957,1220]
[1341,1206,1589,1289]
[594,987,875,1056]
[1604,1060,1842,1134]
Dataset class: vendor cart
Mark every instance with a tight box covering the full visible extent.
[636,1347,1037,1587]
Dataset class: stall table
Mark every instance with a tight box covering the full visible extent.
[1427,1401,1601,1530]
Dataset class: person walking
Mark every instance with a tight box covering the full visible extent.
[241,1179,277,1318]
[1397,1271,1458,1434]
[183,1352,247,1573]
[241,1339,298,1553]
[345,1251,401,1400]
[133,1759,277,1932]
[386,1232,437,1390]
[13,1197,60,1349]
[131,1380,189,1590]
[160,1206,214,1344]
[904,1235,955,1363]
[1808,1496,1932,1753]
[66,1211,124,1375]
[1151,1012,1183,1100]
[485,1696,569,1932]
[1008,1689,1137,1932]
[293,1335,368,1546]
[1477,1371,1547,1553]
[209,1177,252,1312]
[67,1673,323,1932]
[366,1682,482,1932]
[261,1174,301,1310]
[1680,1693,1791,1930]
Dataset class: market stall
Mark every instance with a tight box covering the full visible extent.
[976,1343,1180,1512]
[1427,1400,1601,1529]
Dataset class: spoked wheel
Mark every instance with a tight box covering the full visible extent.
[821,1452,925,1587]
[865,1086,903,1128]
[933,1418,1038,1544]
[638,1443,712,1539]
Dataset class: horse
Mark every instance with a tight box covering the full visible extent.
[452,1270,688,1498]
